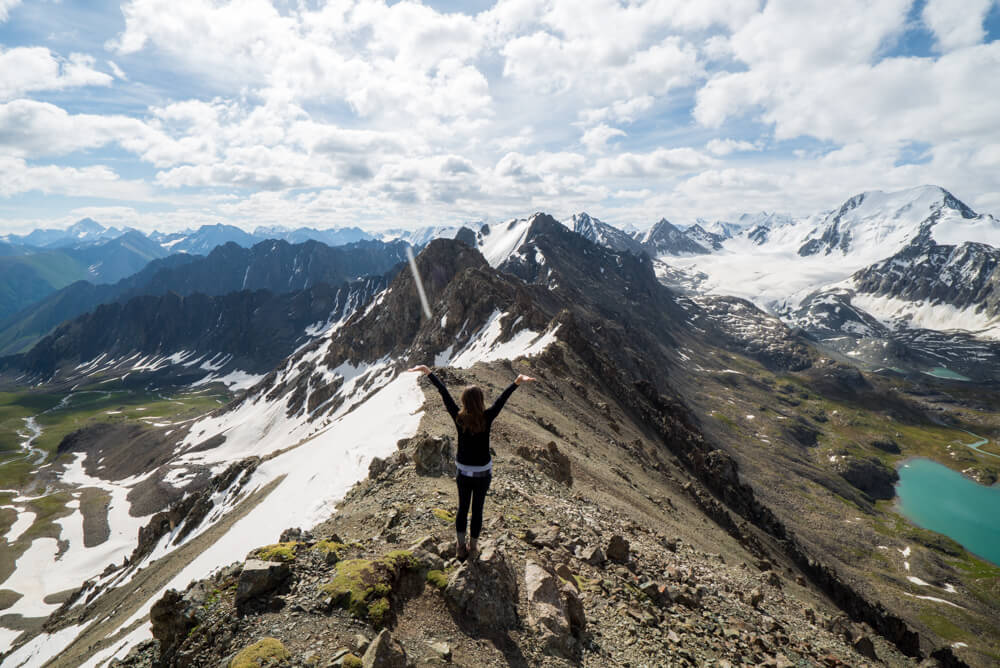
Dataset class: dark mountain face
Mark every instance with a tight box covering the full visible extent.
[852,237,1000,318]
[0,239,410,357]
[571,212,646,257]
[11,274,392,380]
[137,239,409,298]
[642,218,709,256]
[0,233,170,323]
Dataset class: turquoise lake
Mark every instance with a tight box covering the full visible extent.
[896,458,1000,566]
[921,366,972,381]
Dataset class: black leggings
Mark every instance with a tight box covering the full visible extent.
[455,474,491,539]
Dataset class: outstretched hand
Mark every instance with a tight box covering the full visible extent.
[515,374,536,385]
[407,364,431,375]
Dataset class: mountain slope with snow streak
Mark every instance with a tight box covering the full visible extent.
[2,238,566,664]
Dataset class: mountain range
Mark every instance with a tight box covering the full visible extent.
[1,186,999,666]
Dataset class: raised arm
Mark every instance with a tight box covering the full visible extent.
[486,373,535,421]
[408,365,459,419]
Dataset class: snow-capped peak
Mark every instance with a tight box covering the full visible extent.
[797,185,989,258]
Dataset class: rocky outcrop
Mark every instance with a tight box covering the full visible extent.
[515,440,572,485]
[443,543,519,631]
[235,559,291,605]
[409,434,455,476]
[130,457,261,564]
[524,560,582,657]
[833,456,899,501]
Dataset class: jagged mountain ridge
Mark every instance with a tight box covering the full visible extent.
[641,218,711,255]
[7,274,392,381]
[571,212,647,257]
[0,238,411,357]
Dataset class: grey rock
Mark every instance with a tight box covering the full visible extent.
[515,440,572,485]
[354,633,372,654]
[525,560,573,656]
[524,524,561,549]
[444,543,519,630]
[581,545,605,566]
[235,559,290,605]
[362,629,407,668]
[410,434,455,476]
[854,635,878,661]
[429,641,452,660]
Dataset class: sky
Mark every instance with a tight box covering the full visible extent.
[0,0,998,234]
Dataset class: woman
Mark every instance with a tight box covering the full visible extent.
[407,364,535,561]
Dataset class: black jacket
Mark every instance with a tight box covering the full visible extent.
[427,372,517,467]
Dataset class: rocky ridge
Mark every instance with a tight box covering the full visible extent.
[106,360,914,668]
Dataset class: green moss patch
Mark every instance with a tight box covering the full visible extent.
[319,550,425,627]
[426,569,448,589]
[431,507,455,524]
[342,655,363,668]
[229,637,289,667]
[250,542,300,563]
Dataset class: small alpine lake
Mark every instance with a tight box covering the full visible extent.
[896,457,1000,567]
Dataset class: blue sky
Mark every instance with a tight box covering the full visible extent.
[0,0,998,234]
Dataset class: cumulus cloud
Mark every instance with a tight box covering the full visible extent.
[0,48,112,100]
[0,155,150,199]
[592,147,717,178]
[923,0,995,52]
[581,124,626,153]
[0,100,148,156]
[706,138,759,155]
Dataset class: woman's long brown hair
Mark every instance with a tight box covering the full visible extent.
[456,386,487,433]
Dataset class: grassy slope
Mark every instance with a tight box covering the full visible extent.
[0,252,90,321]
[678,346,1000,665]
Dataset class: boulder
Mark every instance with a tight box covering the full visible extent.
[362,629,407,668]
[524,560,574,656]
[606,535,630,563]
[870,438,900,454]
[579,545,605,566]
[515,441,572,485]
[410,434,455,476]
[149,589,200,655]
[524,524,561,549]
[235,559,290,605]
[444,543,519,630]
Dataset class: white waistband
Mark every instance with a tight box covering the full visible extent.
[456,460,493,475]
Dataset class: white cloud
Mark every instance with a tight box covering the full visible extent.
[581,124,626,153]
[0,100,149,156]
[706,138,759,155]
[592,147,717,178]
[923,0,995,52]
[107,60,127,80]
[0,156,151,200]
[0,0,21,22]
[0,48,112,100]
